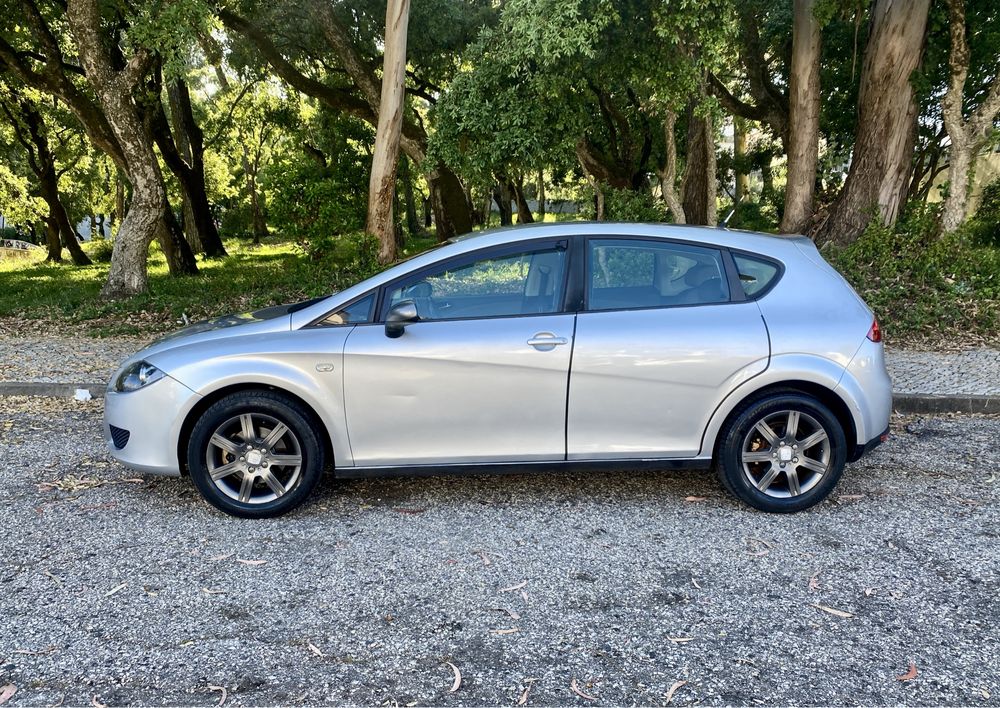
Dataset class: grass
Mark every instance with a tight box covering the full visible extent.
[0,233,439,337]
[3,215,998,346]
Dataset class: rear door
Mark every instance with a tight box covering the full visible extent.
[343,240,575,466]
[567,237,770,459]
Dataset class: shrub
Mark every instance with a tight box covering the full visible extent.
[967,178,1000,248]
[829,202,1000,341]
[85,238,115,263]
[580,186,668,222]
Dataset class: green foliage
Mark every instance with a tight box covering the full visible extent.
[267,160,368,248]
[967,178,1000,248]
[580,186,668,222]
[830,204,1000,342]
[85,238,115,263]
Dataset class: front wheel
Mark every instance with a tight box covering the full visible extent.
[716,393,847,513]
[187,391,325,518]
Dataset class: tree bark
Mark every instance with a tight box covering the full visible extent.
[681,107,717,226]
[166,79,228,257]
[429,166,473,240]
[657,111,686,223]
[780,0,822,234]
[42,214,62,262]
[814,0,931,245]
[492,181,513,226]
[67,0,195,296]
[366,0,410,264]
[940,0,1000,232]
[511,175,534,224]
[733,118,749,204]
[536,170,546,221]
[399,156,421,236]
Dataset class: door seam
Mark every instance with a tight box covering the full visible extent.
[563,314,578,461]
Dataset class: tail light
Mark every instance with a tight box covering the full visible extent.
[867,318,882,343]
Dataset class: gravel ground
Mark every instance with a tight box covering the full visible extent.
[1,398,998,706]
[1,333,999,398]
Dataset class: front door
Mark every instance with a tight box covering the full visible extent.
[343,241,574,467]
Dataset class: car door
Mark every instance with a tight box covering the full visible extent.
[567,237,770,459]
[342,240,575,467]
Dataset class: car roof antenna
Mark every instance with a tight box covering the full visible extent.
[720,206,736,228]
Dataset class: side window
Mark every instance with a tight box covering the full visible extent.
[587,239,730,311]
[733,254,780,297]
[385,246,567,321]
[316,292,375,326]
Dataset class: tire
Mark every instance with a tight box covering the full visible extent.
[715,392,847,513]
[187,390,325,518]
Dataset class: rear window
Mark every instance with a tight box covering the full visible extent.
[733,254,779,297]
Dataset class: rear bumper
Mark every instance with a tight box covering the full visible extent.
[103,374,201,476]
[849,424,890,462]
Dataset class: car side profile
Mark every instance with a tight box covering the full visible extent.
[104,223,891,518]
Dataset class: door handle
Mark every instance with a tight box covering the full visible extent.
[527,332,568,348]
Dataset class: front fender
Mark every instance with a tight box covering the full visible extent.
[147,330,354,468]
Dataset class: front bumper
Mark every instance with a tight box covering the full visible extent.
[103,374,201,476]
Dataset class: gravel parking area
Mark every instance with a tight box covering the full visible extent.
[1,398,998,706]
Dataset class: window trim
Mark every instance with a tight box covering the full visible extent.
[304,290,377,328]
[729,248,785,300]
[374,237,571,323]
[581,235,737,313]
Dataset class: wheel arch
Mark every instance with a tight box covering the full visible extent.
[702,375,862,461]
[176,383,335,476]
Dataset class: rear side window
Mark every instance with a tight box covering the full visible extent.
[733,254,780,297]
[586,239,730,311]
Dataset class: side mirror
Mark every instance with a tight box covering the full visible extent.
[385,300,419,338]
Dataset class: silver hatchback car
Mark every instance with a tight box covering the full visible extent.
[105,223,891,518]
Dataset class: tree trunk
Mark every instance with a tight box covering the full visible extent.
[493,181,513,226]
[114,170,125,235]
[512,175,534,224]
[813,0,931,245]
[163,80,227,257]
[400,156,421,236]
[657,111,686,223]
[68,0,194,296]
[157,207,199,275]
[536,170,546,221]
[939,0,1000,232]
[681,107,717,226]
[780,0,823,234]
[42,215,62,262]
[365,0,410,264]
[429,166,473,240]
[734,118,749,204]
[240,146,268,245]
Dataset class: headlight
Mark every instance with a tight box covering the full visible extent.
[113,361,166,393]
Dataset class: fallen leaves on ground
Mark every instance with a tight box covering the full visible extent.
[808,573,821,592]
[91,696,106,708]
[104,583,127,598]
[41,569,62,586]
[207,552,234,561]
[13,646,57,656]
[38,475,143,493]
[0,685,16,706]
[745,537,774,557]
[307,642,325,658]
[897,663,918,681]
[208,685,228,706]
[668,637,695,644]
[235,558,267,566]
[570,678,597,701]
[492,606,521,621]
[491,628,519,635]
[811,603,854,619]
[201,588,226,595]
[684,496,707,502]
[444,662,462,693]
[499,581,527,593]
[665,680,687,704]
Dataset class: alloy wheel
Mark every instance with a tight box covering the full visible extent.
[740,409,832,498]
[206,412,303,505]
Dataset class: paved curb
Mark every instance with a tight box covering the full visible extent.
[0,382,105,398]
[892,393,1000,415]
[0,382,997,415]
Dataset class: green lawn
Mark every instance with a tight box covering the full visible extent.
[0,234,439,337]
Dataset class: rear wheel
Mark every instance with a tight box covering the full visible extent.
[716,393,846,512]
[187,391,325,518]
